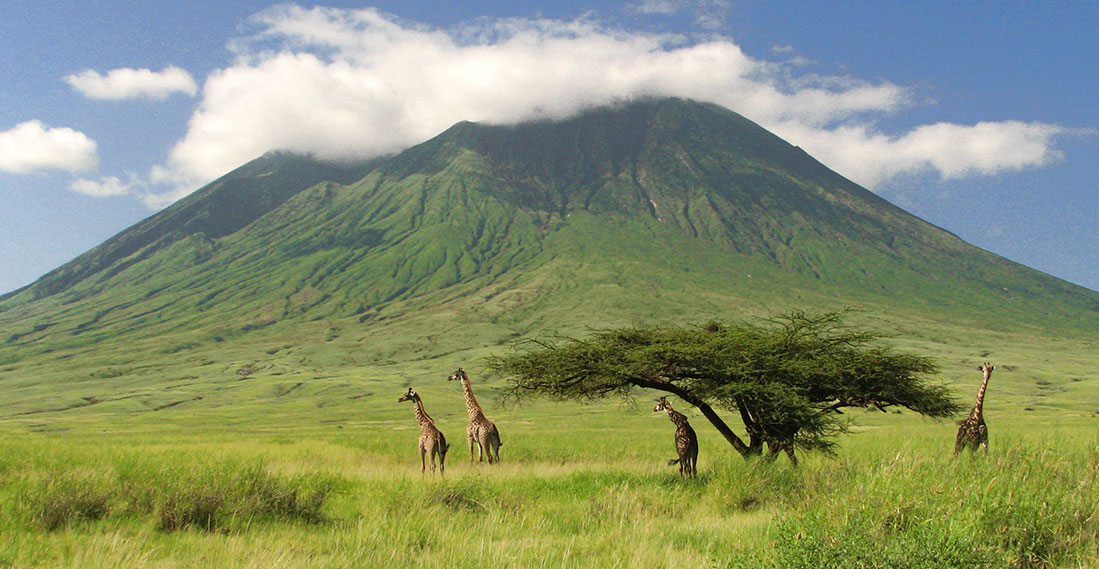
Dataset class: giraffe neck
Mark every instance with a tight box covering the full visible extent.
[461,378,484,419]
[665,407,689,428]
[969,368,992,418]
[412,398,433,427]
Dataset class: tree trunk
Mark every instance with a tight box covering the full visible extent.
[692,400,753,457]
[735,397,765,456]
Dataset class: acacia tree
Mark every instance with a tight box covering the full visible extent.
[486,311,962,465]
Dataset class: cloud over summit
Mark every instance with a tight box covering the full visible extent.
[144,6,1074,205]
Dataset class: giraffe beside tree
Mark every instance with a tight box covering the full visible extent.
[398,387,449,473]
[448,368,502,464]
[955,363,995,455]
[654,396,699,477]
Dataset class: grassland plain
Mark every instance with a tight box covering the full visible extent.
[1,322,1098,569]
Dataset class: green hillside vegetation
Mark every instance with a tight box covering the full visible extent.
[1,98,1097,567]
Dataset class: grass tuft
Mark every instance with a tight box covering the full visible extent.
[14,454,337,533]
[22,469,115,531]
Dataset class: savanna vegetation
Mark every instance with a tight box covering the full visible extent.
[1,411,1096,568]
[1,314,1098,569]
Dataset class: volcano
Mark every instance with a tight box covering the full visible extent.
[3,98,1097,366]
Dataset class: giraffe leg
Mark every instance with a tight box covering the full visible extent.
[419,443,427,473]
[784,445,799,467]
[467,434,476,463]
[479,433,491,463]
[954,424,970,456]
[490,428,502,463]
[427,440,438,474]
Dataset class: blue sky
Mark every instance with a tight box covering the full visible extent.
[2,1,1096,294]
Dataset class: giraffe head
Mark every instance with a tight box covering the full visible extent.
[398,387,420,403]
[979,362,995,376]
[654,396,671,413]
[447,368,469,382]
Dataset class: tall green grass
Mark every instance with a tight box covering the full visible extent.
[733,438,1099,568]
[1,428,1096,569]
[3,448,337,534]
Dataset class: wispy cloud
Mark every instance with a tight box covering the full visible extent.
[69,175,134,197]
[66,66,197,101]
[138,6,1075,207]
[625,0,731,28]
[627,0,680,15]
[0,120,98,174]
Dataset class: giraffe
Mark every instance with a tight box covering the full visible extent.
[654,396,699,477]
[954,363,995,455]
[398,387,449,473]
[447,368,502,464]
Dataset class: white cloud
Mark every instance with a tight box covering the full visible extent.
[0,120,98,174]
[770,120,1075,188]
[69,176,133,197]
[66,66,198,100]
[140,6,1074,207]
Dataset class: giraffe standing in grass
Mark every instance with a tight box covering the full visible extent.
[448,368,502,464]
[955,363,995,455]
[398,387,449,473]
[654,396,698,477]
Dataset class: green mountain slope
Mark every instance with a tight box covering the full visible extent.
[1,97,1097,377]
[2,152,377,302]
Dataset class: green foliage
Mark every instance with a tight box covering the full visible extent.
[489,311,962,461]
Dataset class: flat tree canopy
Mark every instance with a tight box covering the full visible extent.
[486,311,962,465]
